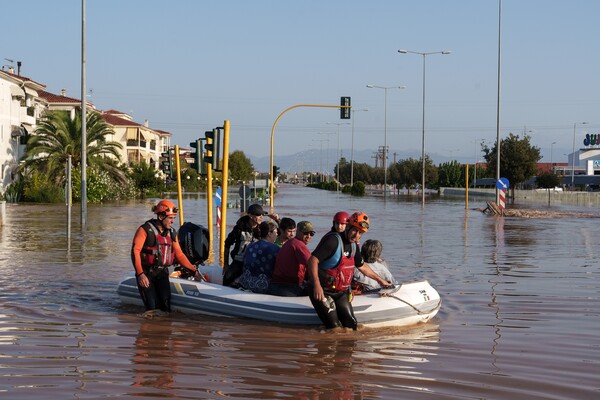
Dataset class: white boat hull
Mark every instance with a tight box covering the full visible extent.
[117,266,441,328]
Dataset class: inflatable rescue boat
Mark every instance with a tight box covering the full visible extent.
[119,222,441,328]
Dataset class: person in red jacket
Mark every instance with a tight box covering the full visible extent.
[131,200,201,312]
[268,221,315,296]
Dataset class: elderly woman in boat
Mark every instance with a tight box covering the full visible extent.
[353,239,397,293]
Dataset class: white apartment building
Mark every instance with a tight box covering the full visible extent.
[0,66,171,195]
[0,67,46,192]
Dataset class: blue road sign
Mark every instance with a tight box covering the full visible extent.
[496,177,510,190]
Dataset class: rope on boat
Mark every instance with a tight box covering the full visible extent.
[378,291,442,315]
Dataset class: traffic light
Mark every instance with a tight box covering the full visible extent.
[189,139,203,173]
[160,149,173,178]
[340,96,351,119]
[204,128,221,171]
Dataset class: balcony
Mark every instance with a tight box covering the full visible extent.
[127,139,147,148]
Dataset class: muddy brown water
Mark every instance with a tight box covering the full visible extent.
[0,185,599,399]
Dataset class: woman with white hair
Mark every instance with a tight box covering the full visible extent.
[352,239,397,292]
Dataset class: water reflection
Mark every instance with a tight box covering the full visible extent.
[131,319,178,393]
[121,314,442,399]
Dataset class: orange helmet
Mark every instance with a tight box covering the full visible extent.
[152,200,178,216]
[348,211,369,233]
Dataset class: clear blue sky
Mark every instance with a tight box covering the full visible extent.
[4,0,599,166]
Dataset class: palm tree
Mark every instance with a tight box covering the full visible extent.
[21,109,126,185]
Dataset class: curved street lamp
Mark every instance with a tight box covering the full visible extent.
[398,49,451,205]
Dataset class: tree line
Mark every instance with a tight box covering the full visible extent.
[3,108,559,203]
[303,133,563,196]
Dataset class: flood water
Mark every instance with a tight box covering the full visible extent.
[1,184,599,399]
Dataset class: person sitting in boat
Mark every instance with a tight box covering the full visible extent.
[131,200,202,312]
[307,211,393,330]
[352,239,397,293]
[331,211,349,233]
[268,221,315,296]
[223,203,279,287]
[274,217,296,247]
[238,221,280,293]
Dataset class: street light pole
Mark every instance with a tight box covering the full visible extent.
[312,138,328,182]
[350,109,368,186]
[398,49,451,205]
[317,131,335,182]
[366,85,405,198]
[550,141,556,170]
[571,122,588,188]
[326,122,350,192]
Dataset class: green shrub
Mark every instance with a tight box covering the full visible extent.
[350,181,365,196]
[71,166,138,203]
[2,179,24,203]
[22,170,64,203]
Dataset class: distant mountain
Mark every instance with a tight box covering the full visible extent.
[248,148,464,173]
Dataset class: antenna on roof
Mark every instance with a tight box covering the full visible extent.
[2,58,15,72]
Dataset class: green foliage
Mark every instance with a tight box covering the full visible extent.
[307,180,338,191]
[22,109,125,186]
[18,108,131,203]
[70,166,137,203]
[22,170,64,203]
[350,181,365,196]
[228,150,255,182]
[482,133,541,190]
[180,167,206,193]
[438,160,464,187]
[536,171,562,189]
[351,162,374,184]
[389,157,421,188]
[2,179,24,203]
[334,157,351,184]
[129,161,165,197]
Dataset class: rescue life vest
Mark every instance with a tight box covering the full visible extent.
[138,220,176,269]
[232,230,256,263]
[318,232,357,291]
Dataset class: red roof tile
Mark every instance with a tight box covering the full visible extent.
[0,68,46,88]
[101,112,143,127]
[38,90,81,104]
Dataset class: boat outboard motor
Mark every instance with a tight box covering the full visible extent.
[178,222,210,266]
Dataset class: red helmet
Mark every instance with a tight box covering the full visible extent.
[152,200,178,216]
[333,211,350,224]
[348,211,369,233]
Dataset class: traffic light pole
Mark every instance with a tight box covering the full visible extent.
[206,135,214,250]
[219,120,230,267]
[174,144,184,226]
[269,103,351,208]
